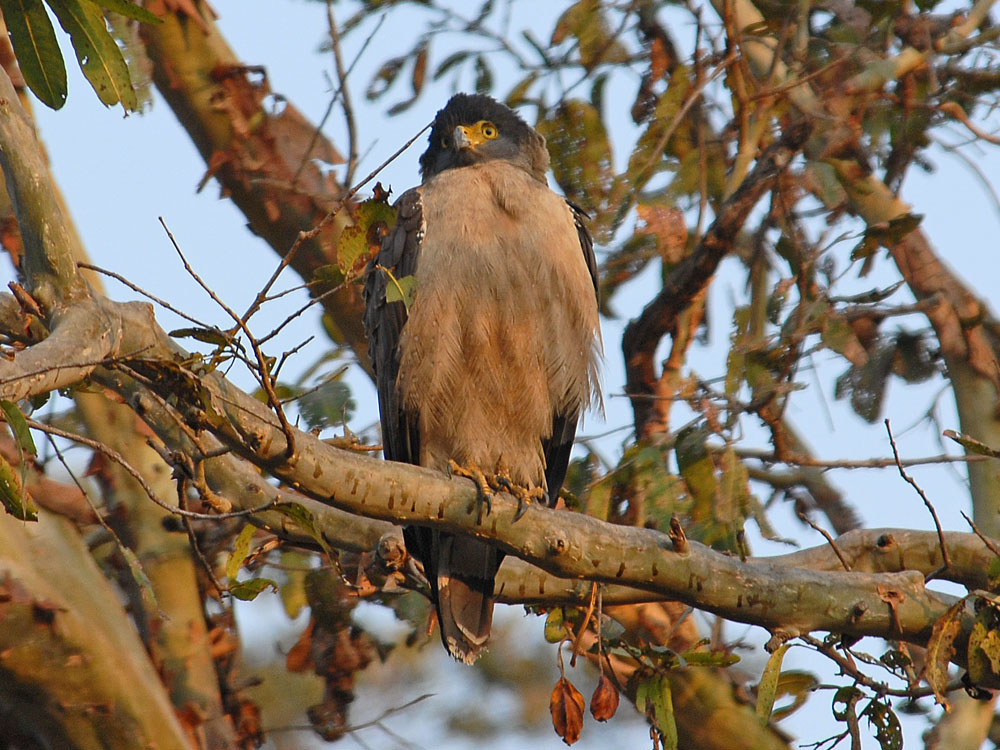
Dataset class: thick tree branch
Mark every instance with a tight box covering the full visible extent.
[0,301,119,401]
[0,510,191,749]
[0,288,993,675]
[0,65,85,308]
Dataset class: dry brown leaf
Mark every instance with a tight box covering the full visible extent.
[921,599,965,710]
[285,619,315,673]
[589,673,620,722]
[550,676,585,745]
[635,204,687,264]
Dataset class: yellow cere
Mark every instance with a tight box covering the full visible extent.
[444,120,500,149]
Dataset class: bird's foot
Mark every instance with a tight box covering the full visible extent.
[448,460,494,522]
[491,473,545,521]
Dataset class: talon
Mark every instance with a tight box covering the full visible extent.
[492,471,544,522]
[448,460,494,522]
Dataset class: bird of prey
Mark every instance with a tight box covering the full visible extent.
[363,93,601,664]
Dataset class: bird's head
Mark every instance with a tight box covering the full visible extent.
[419,93,549,183]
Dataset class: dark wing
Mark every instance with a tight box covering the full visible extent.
[362,188,424,467]
[542,202,599,504]
[567,200,599,299]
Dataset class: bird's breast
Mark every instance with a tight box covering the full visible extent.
[396,162,600,486]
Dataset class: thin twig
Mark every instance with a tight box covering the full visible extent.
[885,419,951,578]
[291,11,384,187]
[327,1,359,187]
[798,512,852,571]
[158,217,297,460]
[179,482,227,597]
[960,511,1000,558]
[78,262,213,329]
[27,418,274,521]
[570,582,598,668]
[735,445,983,470]
[800,633,962,699]
[308,121,432,242]
[0,346,154,388]
[43,432,163,618]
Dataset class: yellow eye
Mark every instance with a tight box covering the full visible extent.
[480,121,498,139]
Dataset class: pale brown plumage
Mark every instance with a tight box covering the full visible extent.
[363,93,601,663]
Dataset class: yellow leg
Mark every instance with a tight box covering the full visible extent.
[448,460,494,522]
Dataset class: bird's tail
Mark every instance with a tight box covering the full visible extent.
[433,533,501,664]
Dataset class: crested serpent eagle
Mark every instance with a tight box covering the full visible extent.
[363,93,602,664]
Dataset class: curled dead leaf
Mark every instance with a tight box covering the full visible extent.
[285,619,315,673]
[550,676,585,745]
[589,673,620,722]
[921,599,965,710]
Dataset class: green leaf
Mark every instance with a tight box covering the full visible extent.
[433,50,470,81]
[770,671,820,721]
[543,607,573,643]
[804,162,847,209]
[337,196,396,275]
[279,549,310,619]
[94,0,161,24]
[674,425,716,513]
[384,271,417,312]
[367,56,406,100]
[550,0,627,71]
[717,446,749,525]
[0,0,67,109]
[820,314,861,358]
[678,649,739,667]
[272,502,334,559]
[536,99,614,227]
[861,698,902,750]
[0,453,37,521]
[229,578,278,601]
[297,379,356,430]
[312,264,347,287]
[0,400,37,456]
[944,429,1000,459]
[756,643,790,725]
[505,71,539,107]
[45,0,138,109]
[851,213,924,261]
[169,326,234,347]
[473,55,493,93]
[636,674,678,750]
[226,523,256,581]
[967,601,1000,684]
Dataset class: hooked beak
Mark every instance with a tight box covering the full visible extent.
[453,125,482,150]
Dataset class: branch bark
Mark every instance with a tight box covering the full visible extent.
[0,509,190,749]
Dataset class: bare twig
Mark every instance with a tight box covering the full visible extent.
[327,2,359,187]
[78,262,213,330]
[27,418,274,521]
[570,582,598,668]
[800,633,962,699]
[885,419,951,578]
[960,511,1000,558]
[798,512,852,572]
[158,217,297,460]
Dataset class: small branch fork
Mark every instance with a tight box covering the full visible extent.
[25,417,273,522]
